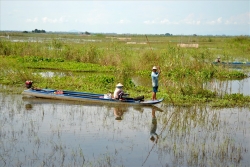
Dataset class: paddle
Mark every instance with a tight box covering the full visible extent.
[142,110,176,166]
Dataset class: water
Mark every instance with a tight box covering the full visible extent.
[0,92,249,167]
[205,77,250,96]
[7,37,102,43]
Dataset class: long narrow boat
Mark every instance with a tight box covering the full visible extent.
[22,88,164,106]
[213,62,250,66]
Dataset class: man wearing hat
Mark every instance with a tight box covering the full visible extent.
[113,83,124,100]
[151,66,161,101]
[215,57,221,63]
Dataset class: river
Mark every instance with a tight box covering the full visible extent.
[0,90,249,166]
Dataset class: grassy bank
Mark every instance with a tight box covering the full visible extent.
[0,33,250,107]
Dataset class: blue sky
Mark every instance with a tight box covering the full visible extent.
[1,0,249,35]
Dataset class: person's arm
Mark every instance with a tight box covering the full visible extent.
[158,66,161,74]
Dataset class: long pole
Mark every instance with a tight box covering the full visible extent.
[145,35,175,106]
[145,35,153,53]
[142,111,176,166]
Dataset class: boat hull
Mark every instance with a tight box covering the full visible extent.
[22,89,163,106]
[213,62,250,66]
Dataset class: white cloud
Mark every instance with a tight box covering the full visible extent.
[42,17,68,23]
[143,20,156,24]
[159,19,180,25]
[205,18,223,25]
[225,12,250,25]
[118,19,130,24]
[42,17,53,23]
[160,19,170,24]
[180,14,202,25]
[26,17,38,23]
[206,20,216,25]
[210,13,250,25]
[1,1,248,35]
[143,14,202,25]
[217,17,222,24]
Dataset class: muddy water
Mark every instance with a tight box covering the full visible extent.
[0,92,249,167]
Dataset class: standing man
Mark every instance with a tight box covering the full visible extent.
[151,66,161,101]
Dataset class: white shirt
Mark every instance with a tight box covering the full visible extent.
[113,88,123,99]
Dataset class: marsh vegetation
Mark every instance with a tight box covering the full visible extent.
[1,33,250,106]
[0,33,250,166]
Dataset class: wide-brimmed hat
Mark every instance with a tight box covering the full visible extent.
[152,66,157,70]
[116,83,123,87]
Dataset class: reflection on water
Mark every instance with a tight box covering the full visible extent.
[113,106,128,121]
[8,37,102,43]
[205,77,250,96]
[149,108,158,143]
[38,71,66,78]
[0,93,249,166]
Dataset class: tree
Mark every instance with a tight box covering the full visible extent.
[165,33,172,36]
[32,29,46,33]
[85,31,91,35]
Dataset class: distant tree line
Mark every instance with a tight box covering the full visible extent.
[22,29,46,33]
[165,33,173,36]
[81,31,91,35]
[32,29,46,33]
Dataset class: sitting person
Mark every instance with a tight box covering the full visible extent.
[215,57,221,63]
[25,80,33,89]
[113,83,124,100]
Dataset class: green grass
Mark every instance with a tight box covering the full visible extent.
[0,33,250,107]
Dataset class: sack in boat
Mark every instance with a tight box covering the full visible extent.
[104,93,112,99]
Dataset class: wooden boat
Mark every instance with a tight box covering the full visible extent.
[213,62,250,66]
[22,88,164,106]
[22,96,165,112]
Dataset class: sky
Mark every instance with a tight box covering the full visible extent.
[1,0,249,35]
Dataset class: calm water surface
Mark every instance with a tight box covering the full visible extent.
[0,92,249,167]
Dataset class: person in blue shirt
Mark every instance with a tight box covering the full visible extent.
[151,66,161,101]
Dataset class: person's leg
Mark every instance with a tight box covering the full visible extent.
[152,92,156,100]
[154,86,158,100]
[152,86,157,100]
